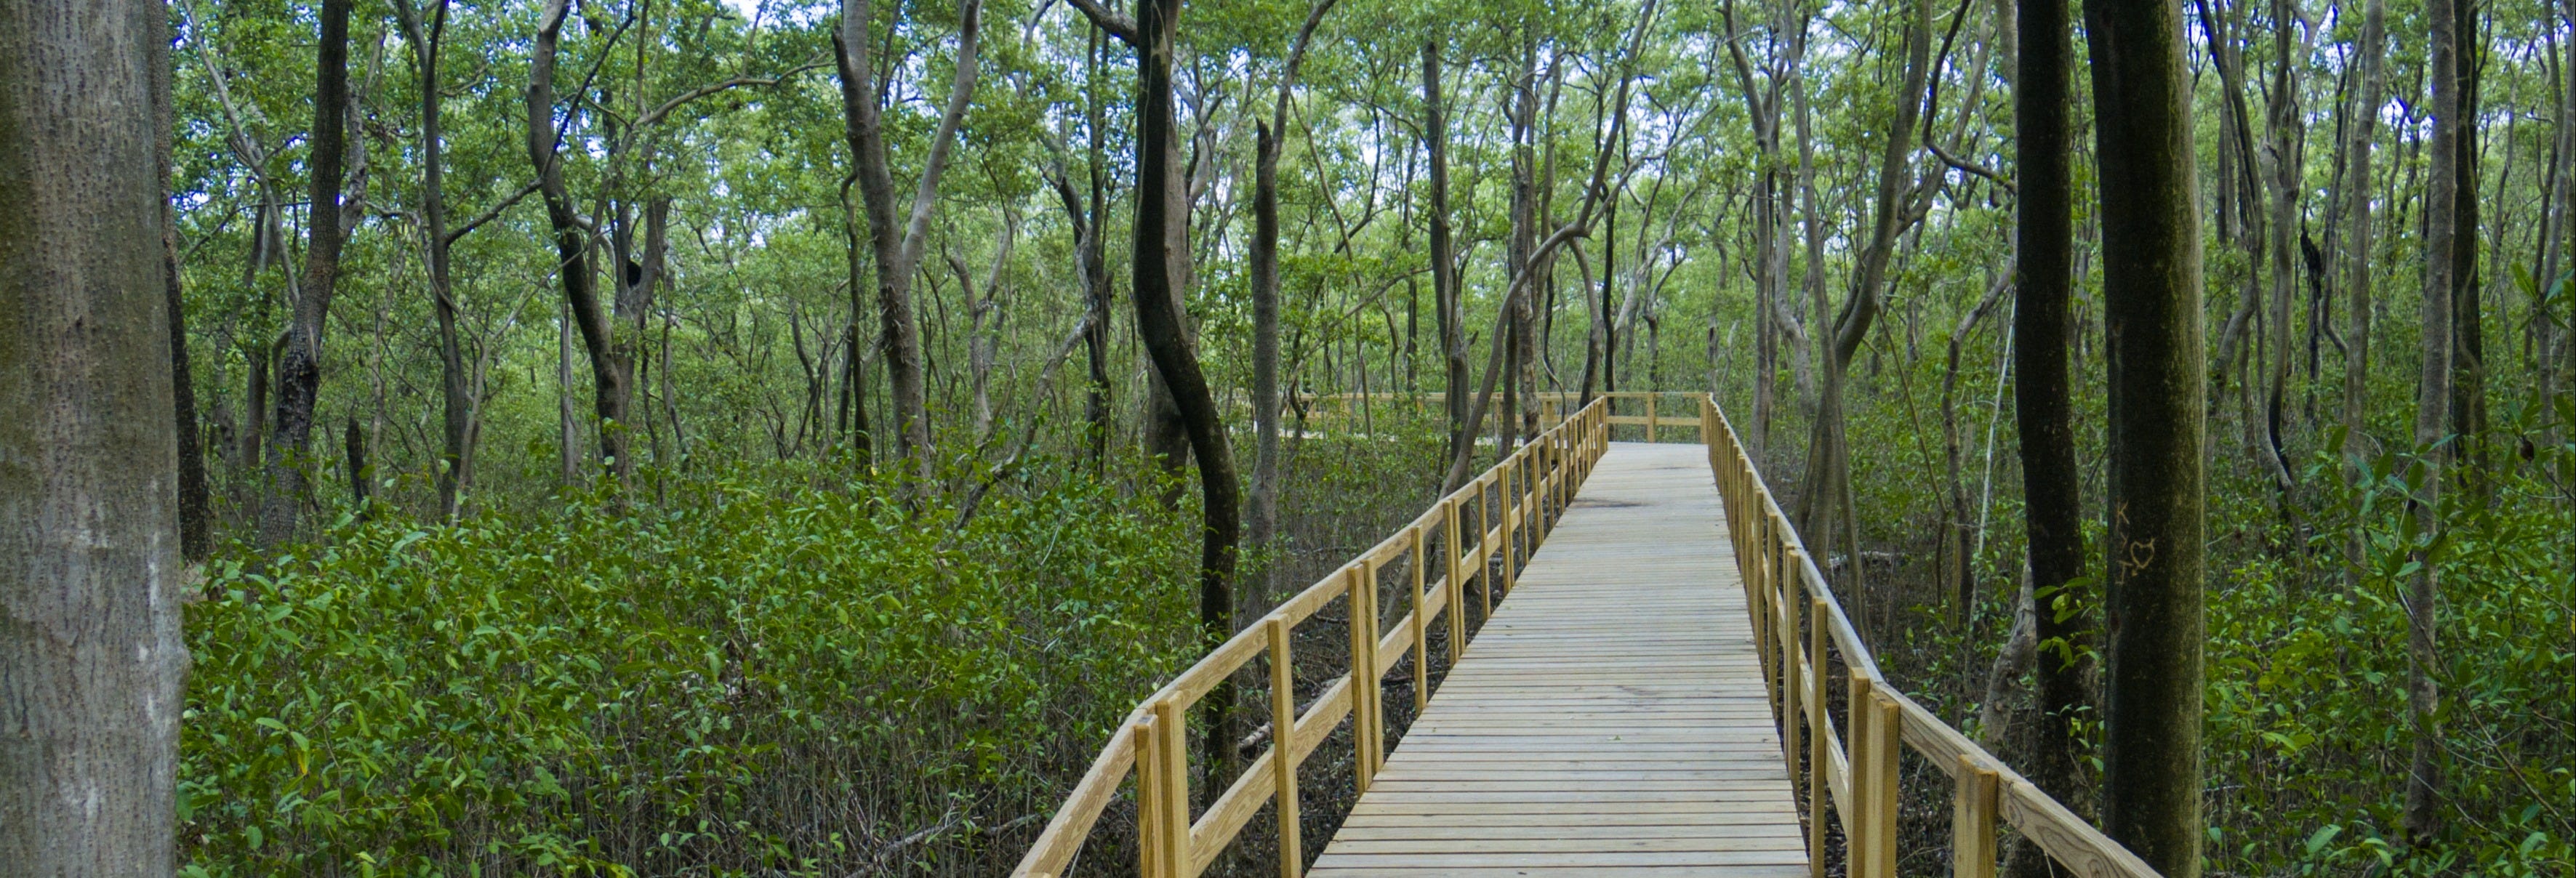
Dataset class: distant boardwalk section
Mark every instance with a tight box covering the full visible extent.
[1309,443,1806,877]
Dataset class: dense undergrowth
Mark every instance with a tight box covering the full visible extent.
[180,456,1198,877]
[177,411,1455,877]
[1742,326,2576,876]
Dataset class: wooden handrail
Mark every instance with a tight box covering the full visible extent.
[1012,398,1613,878]
[1277,390,1698,442]
[1696,394,2164,878]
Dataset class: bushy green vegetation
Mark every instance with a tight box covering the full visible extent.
[180,459,1196,876]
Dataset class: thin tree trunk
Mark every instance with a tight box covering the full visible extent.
[163,77,209,562]
[2006,1,2093,872]
[2084,0,2207,871]
[396,0,474,520]
[258,0,354,546]
[2263,0,2300,514]
[0,0,191,866]
[527,0,630,489]
[837,0,983,485]
[1425,42,1467,465]
[1249,0,1340,590]
[2404,0,2462,841]
[2342,0,2385,592]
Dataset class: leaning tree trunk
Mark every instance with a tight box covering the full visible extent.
[2085,0,2208,873]
[258,0,354,546]
[1127,0,1243,770]
[2005,1,2094,874]
[0,0,192,868]
[836,0,984,485]
[527,0,630,488]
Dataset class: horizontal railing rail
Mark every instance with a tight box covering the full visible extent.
[1698,394,2162,878]
[1276,390,1701,442]
[1013,398,1611,878]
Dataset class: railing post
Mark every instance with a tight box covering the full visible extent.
[1952,754,1999,878]
[1267,616,1302,878]
[1409,525,1428,711]
[1139,698,1189,878]
[1645,392,1658,442]
[1443,496,1464,663]
[1347,563,1381,793]
[1135,720,1163,878]
[1867,694,1900,878]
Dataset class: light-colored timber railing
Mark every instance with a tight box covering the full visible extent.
[1697,394,2162,878]
[1283,390,1701,442]
[1014,398,1612,878]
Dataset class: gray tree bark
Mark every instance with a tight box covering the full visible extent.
[0,0,190,869]
[836,0,984,484]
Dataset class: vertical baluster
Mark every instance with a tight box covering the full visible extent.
[1782,563,1803,800]
[1443,496,1464,662]
[1846,674,1873,852]
[1807,597,1829,878]
[1951,754,1999,878]
[1475,477,1491,620]
[1501,463,1518,597]
[1409,525,1428,711]
[1347,562,1381,789]
[1267,617,1301,878]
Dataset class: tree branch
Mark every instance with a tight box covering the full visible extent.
[1062,0,1136,45]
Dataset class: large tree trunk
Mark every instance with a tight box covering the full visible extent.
[0,0,191,867]
[2085,0,2207,872]
[836,0,984,484]
[1127,0,1243,768]
[527,0,630,488]
[2005,1,2093,874]
[258,0,355,546]
[2405,0,2463,842]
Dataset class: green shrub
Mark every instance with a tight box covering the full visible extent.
[180,459,1197,876]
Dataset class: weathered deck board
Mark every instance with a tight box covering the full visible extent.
[1307,443,1806,877]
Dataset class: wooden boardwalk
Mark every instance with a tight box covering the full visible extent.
[1308,442,1808,878]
